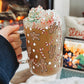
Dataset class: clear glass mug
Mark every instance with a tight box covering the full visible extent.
[23,18,63,77]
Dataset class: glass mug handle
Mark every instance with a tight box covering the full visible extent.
[17,30,29,64]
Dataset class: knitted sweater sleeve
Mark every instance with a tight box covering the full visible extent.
[0,35,19,84]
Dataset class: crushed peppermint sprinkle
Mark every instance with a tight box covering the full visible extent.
[23,5,62,28]
[28,6,54,23]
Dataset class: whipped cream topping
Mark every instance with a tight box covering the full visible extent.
[23,5,62,28]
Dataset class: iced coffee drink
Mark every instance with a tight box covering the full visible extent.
[23,6,62,76]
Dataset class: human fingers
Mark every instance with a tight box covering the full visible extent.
[10,40,22,49]
[15,47,22,56]
[17,54,22,61]
[8,33,20,42]
[0,25,19,40]
[5,25,19,35]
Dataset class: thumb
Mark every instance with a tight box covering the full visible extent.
[4,25,19,35]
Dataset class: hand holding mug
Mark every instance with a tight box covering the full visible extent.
[0,25,22,61]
